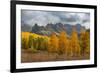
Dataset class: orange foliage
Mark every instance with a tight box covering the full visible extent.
[70,28,80,56]
[48,33,59,53]
[59,31,69,54]
[80,30,90,55]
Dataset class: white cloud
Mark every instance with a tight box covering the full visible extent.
[82,21,90,29]
[21,10,90,29]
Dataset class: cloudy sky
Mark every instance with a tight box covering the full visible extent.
[21,10,90,29]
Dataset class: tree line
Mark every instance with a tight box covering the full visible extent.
[21,28,90,56]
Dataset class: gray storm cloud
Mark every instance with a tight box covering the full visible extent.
[21,10,90,29]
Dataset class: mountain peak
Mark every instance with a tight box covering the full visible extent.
[22,23,86,36]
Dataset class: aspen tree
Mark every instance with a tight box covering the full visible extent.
[59,31,69,55]
[48,32,59,53]
[80,29,90,55]
[70,27,80,56]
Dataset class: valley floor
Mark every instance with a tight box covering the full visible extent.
[21,49,90,63]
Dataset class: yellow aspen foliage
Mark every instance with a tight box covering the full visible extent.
[80,29,85,55]
[48,32,59,53]
[68,39,73,56]
[85,31,90,54]
[21,32,29,49]
[59,31,69,54]
[70,28,80,56]
[80,30,90,55]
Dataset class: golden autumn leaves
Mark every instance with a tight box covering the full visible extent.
[48,29,80,56]
[80,30,90,55]
[21,28,90,57]
[48,28,90,56]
